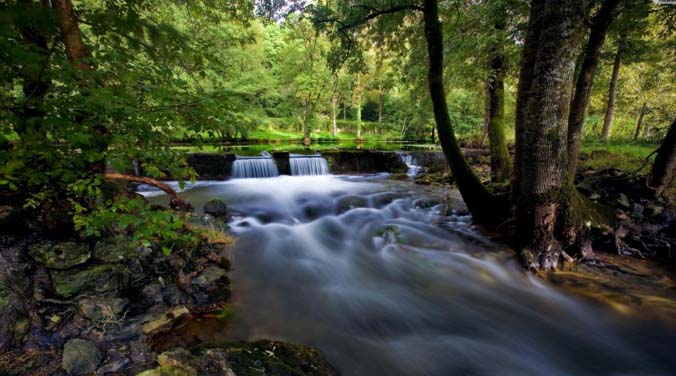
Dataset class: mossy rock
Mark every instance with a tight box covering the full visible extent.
[93,236,138,262]
[215,340,337,376]
[28,241,90,269]
[51,264,129,298]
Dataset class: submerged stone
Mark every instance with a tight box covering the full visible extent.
[51,264,129,298]
[62,338,102,375]
[28,241,90,269]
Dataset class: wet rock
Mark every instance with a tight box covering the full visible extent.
[51,264,129,298]
[617,193,631,208]
[191,266,230,306]
[62,338,102,375]
[96,349,129,375]
[28,241,90,269]
[142,305,190,334]
[78,297,126,322]
[336,195,368,213]
[141,283,165,305]
[93,236,138,262]
[158,348,198,375]
[222,340,337,376]
[201,349,236,376]
[204,199,229,219]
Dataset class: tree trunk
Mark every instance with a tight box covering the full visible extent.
[649,117,676,197]
[356,103,362,139]
[601,41,622,141]
[566,0,620,177]
[633,102,647,141]
[482,80,491,147]
[513,0,585,270]
[51,0,92,73]
[486,38,512,183]
[303,94,311,145]
[423,0,508,224]
[332,94,338,137]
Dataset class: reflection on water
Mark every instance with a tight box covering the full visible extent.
[144,175,676,375]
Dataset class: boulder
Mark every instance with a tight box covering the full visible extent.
[203,199,229,219]
[93,236,138,262]
[191,266,230,306]
[62,338,102,375]
[28,241,90,269]
[51,264,129,298]
[78,297,127,322]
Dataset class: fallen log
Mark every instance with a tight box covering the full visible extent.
[104,173,192,211]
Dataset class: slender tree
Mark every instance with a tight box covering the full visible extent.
[486,24,511,183]
[633,102,648,140]
[566,0,621,177]
[601,35,624,141]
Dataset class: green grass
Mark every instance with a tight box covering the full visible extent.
[579,140,659,173]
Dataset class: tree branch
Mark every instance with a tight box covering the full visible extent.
[104,173,192,211]
[338,4,423,32]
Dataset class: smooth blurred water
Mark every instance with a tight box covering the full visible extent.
[143,175,676,375]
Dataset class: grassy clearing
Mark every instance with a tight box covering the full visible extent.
[579,140,659,173]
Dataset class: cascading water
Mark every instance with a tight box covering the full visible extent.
[289,154,329,176]
[400,153,422,177]
[144,175,676,375]
[231,155,279,179]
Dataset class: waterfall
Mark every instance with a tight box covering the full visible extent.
[400,154,422,177]
[290,154,330,176]
[232,156,279,179]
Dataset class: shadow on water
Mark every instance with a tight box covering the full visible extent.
[143,175,676,376]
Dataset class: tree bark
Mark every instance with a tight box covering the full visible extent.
[566,0,620,177]
[601,40,622,141]
[303,94,311,145]
[649,117,676,197]
[513,0,585,270]
[51,0,92,73]
[423,0,508,223]
[633,102,647,141]
[486,35,512,183]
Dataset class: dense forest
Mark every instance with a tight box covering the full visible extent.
[1,0,676,375]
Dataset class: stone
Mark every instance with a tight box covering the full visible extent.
[93,236,138,262]
[617,193,631,208]
[78,297,126,322]
[51,264,129,298]
[28,241,91,269]
[158,349,198,376]
[191,266,230,306]
[142,306,190,334]
[96,349,129,375]
[13,317,31,343]
[204,199,229,219]
[62,338,102,375]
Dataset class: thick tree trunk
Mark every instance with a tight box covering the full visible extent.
[566,0,620,177]
[633,102,647,140]
[649,117,676,197]
[513,0,546,204]
[601,41,622,141]
[51,0,91,73]
[423,0,508,223]
[514,0,585,270]
[487,43,512,183]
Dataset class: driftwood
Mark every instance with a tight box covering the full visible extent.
[104,173,192,211]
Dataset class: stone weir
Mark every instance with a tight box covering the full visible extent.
[178,150,419,180]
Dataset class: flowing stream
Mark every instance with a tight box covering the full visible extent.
[143,174,676,375]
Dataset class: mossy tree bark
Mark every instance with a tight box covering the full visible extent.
[566,0,621,177]
[423,0,508,223]
[649,117,676,198]
[513,0,585,270]
[486,34,512,183]
[601,39,623,141]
